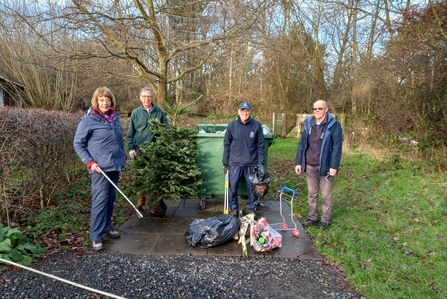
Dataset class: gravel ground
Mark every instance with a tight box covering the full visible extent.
[1,251,364,299]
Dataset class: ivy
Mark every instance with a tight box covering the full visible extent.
[128,119,203,203]
[0,224,48,266]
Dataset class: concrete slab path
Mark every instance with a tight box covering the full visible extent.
[104,199,322,260]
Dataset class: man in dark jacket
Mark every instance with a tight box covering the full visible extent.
[294,100,343,229]
[127,87,168,210]
[223,102,265,216]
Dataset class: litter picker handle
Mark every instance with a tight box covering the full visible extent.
[281,186,296,198]
[99,168,143,218]
[223,171,229,214]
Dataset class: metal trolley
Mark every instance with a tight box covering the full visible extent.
[269,186,300,237]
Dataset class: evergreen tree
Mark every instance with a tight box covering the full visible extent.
[129,119,203,205]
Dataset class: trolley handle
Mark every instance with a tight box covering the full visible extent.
[281,186,296,198]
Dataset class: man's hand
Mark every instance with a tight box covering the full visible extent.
[129,150,137,160]
[223,164,229,174]
[294,165,302,175]
[329,168,337,176]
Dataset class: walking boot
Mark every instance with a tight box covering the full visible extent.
[136,195,146,211]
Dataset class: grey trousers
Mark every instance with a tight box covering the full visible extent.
[305,164,334,223]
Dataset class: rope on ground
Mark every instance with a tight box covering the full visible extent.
[0,258,127,299]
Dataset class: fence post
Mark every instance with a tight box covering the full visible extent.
[272,113,277,136]
[282,113,286,137]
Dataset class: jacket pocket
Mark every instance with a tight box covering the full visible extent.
[95,153,115,170]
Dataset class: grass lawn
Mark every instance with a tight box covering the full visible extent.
[267,138,447,299]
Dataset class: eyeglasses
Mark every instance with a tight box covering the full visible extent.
[312,107,324,111]
[141,95,153,99]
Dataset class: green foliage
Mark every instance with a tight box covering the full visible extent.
[21,175,133,251]
[165,95,202,125]
[0,224,48,266]
[24,198,88,236]
[267,139,447,299]
[129,119,203,203]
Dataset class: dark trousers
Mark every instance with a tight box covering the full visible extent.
[228,165,258,213]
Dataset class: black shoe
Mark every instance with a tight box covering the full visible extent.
[230,210,238,216]
[304,219,318,226]
[320,222,330,230]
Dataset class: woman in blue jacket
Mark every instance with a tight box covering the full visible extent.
[73,87,127,251]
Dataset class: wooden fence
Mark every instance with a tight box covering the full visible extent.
[272,113,345,137]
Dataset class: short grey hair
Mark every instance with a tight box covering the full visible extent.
[140,87,154,96]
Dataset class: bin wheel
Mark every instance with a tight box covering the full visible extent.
[199,198,207,210]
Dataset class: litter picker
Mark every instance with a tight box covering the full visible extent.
[99,168,143,218]
[223,170,229,214]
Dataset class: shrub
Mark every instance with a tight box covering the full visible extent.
[0,107,82,226]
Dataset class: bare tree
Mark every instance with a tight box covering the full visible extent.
[374,2,447,138]
[45,0,272,107]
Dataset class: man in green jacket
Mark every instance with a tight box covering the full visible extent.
[127,87,168,210]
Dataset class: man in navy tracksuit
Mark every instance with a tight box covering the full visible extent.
[294,100,343,229]
[223,102,265,216]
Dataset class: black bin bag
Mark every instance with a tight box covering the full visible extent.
[249,164,271,199]
[185,214,241,248]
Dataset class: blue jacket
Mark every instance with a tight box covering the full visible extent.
[294,112,342,176]
[223,117,265,166]
[73,108,127,174]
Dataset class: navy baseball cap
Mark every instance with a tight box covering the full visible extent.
[238,102,252,110]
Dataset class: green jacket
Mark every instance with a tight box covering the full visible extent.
[127,105,168,151]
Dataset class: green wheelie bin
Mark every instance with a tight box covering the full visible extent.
[196,124,274,199]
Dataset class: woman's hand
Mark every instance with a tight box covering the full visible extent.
[91,163,101,173]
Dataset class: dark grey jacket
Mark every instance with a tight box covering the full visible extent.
[294,112,343,176]
[73,108,126,174]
